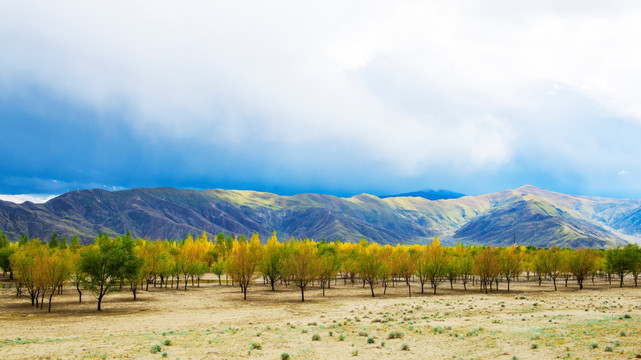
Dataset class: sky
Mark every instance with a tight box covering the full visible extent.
[2,1,641,202]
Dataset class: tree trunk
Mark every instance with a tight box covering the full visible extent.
[553,277,557,291]
[507,278,510,292]
[620,275,624,288]
[407,281,411,297]
[270,278,275,291]
[77,282,82,303]
[369,282,375,297]
[48,292,54,312]
[301,286,305,302]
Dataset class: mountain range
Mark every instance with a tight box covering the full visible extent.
[0,185,639,248]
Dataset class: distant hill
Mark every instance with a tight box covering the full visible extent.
[0,185,639,248]
[380,189,465,200]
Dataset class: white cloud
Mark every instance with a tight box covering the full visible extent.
[618,170,628,176]
[1,1,641,178]
[0,194,57,204]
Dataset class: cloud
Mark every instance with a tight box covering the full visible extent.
[0,194,57,204]
[618,170,628,176]
[1,1,641,196]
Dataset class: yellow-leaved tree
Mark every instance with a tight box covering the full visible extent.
[286,239,322,302]
[227,233,263,300]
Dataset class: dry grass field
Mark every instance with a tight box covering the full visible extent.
[1,276,640,359]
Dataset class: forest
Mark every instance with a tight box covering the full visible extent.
[1,230,640,312]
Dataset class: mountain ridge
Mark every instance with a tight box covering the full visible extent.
[0,185,639,248]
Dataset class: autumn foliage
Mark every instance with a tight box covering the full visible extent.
[1,229,640,312]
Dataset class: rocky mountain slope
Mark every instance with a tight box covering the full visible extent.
[0,185,638,248]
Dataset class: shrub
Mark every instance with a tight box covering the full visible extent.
[329,331,333,337]
[624,314,632,319]
[381,341,386,347]
[250,342,261,350]
[619,330,627,336]
[312,334,320,341]
[352,349,359,356]
[161,352,167,358]
[163,339,172,346]
[388,331,404,339]
[358,331,368,337]
[590,343,598,349]
[605,346,613,352]
[401,343,410,351]
[280,353,291,360]
[367,337,375,344]
[530,343,538,349]
[150,344,162,354]
[338,334,346,341]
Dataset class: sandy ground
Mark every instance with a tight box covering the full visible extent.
[0,276,640,359]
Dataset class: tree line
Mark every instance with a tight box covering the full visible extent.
[1,230,640,312]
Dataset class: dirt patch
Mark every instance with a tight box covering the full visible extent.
[1,277,640,359]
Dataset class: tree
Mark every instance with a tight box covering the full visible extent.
[498,245,523,292]
[624,244,641,287]
[121,234,143,300]
[59,235,68,250]
[227,234,263,300]
[473,247,499,293]
[0,230,8,248]
[606,247,630,288]
[259,232,285,291]
[79,234,135,311]
[287,239,322,302]
[11,240,47,306]
[43,248,71,312]
[0,232,15,279]
[49,232,59,248]
[453,243,472,290]
[569,249,596,290]
[210,260,226,285]
[424,237,448,294]
[69,248,84,303]
[539,246,563,291]
[393,245,415,297]
[412,245,430,293]
[70,235,81,250]
[356,243,384,297]
[317,242,340,297]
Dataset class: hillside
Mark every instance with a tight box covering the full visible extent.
[0,185,640,248]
